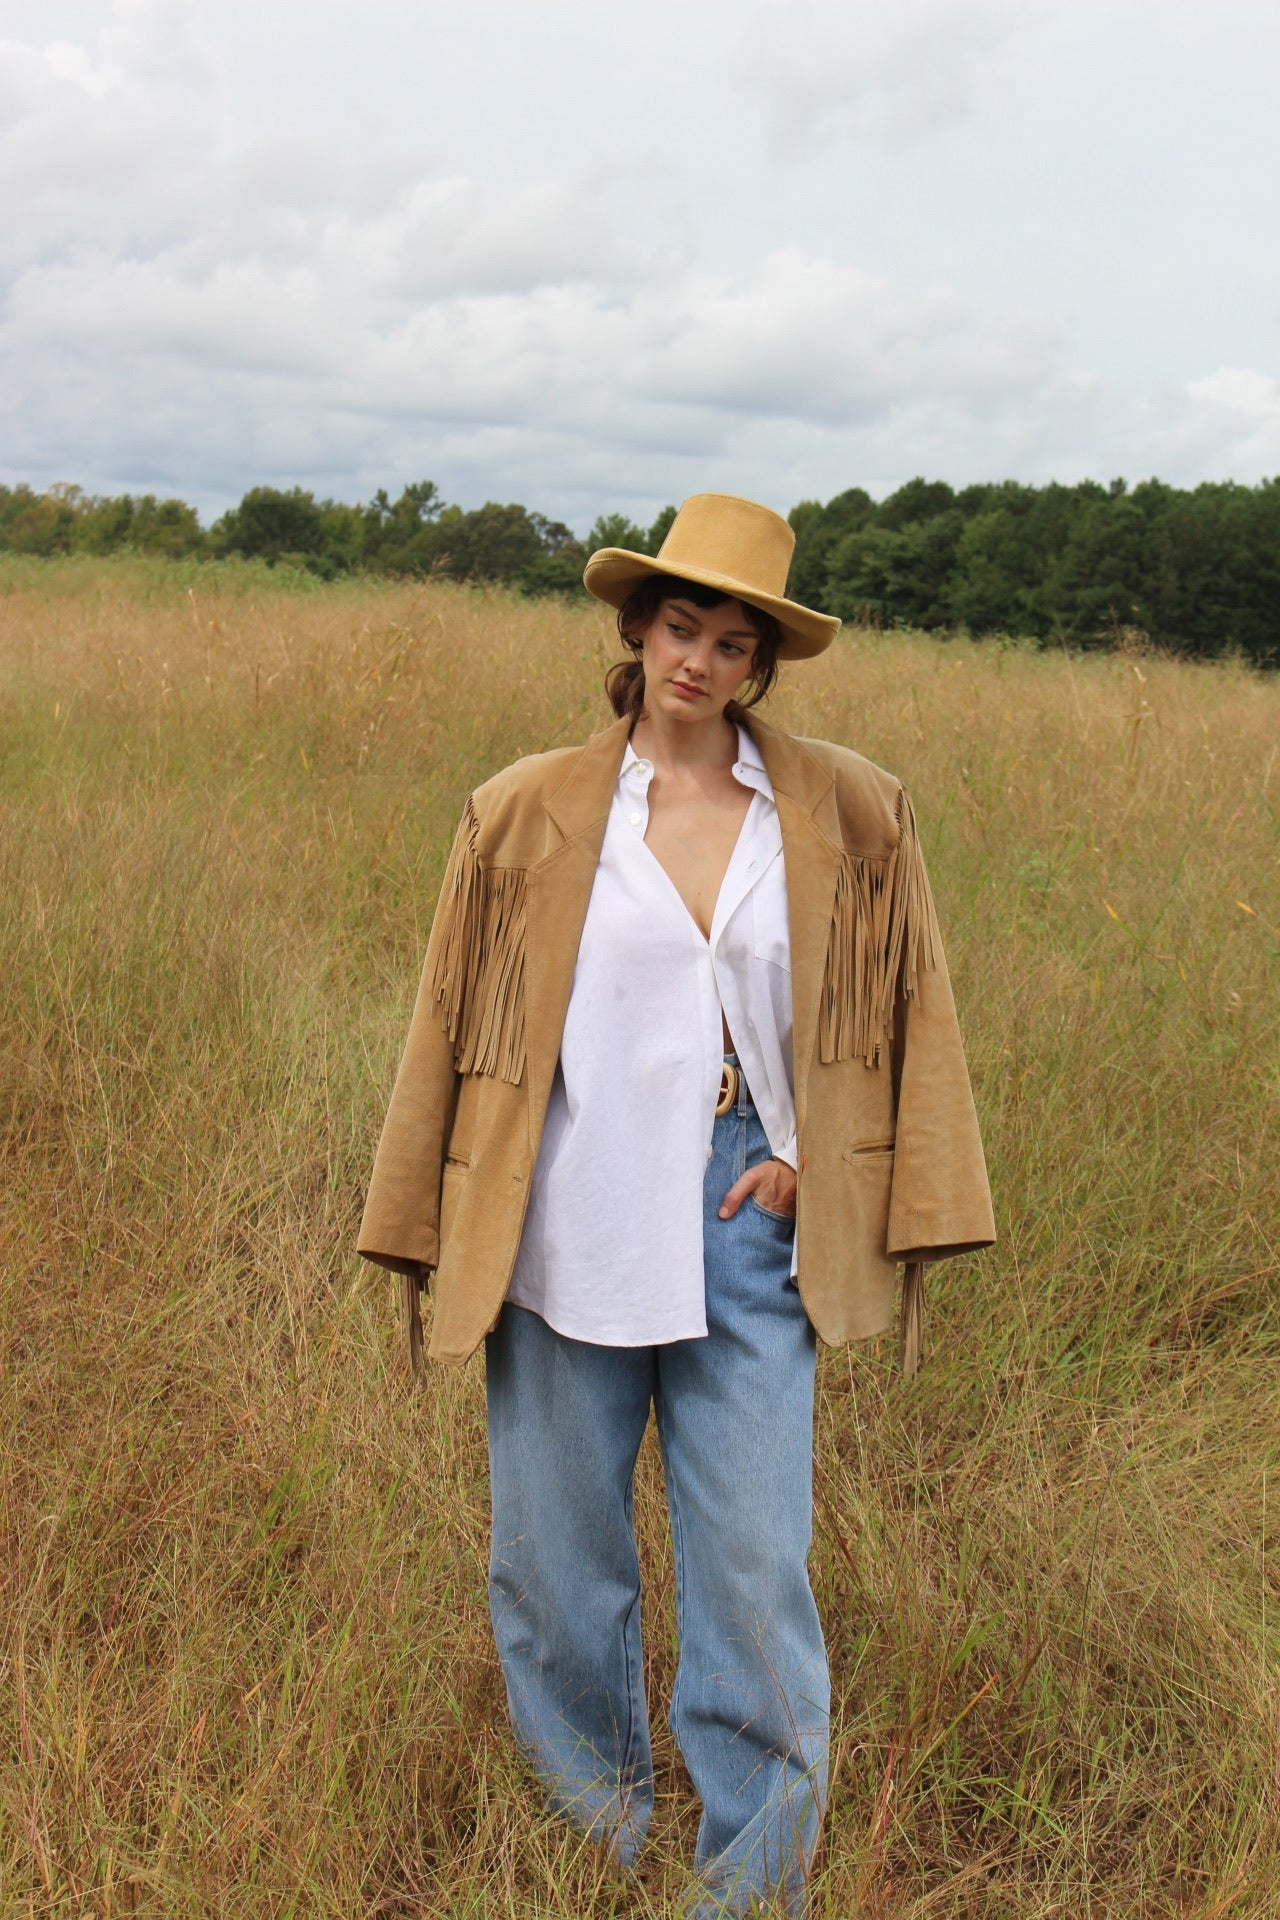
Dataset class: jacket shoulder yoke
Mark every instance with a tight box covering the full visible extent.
[467,744,584,865]
[793,735,906,860]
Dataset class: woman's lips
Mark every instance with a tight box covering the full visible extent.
[671,681,705,699]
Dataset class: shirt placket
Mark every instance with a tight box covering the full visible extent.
[622,753,723,1166]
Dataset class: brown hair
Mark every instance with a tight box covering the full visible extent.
[604,573,783,721]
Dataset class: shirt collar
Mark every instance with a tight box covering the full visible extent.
[619,724,775,803]
[732,723,774,802]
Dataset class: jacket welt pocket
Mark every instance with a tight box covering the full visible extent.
[445,1076,480,1170]
[843,1141,894,1162]
[842,1146,897,1286]
[440,1159,468,1250]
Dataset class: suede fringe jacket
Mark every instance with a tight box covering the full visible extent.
[358,713,996,1373]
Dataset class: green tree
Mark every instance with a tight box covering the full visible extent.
[875,477,956,531]
[786,487,874,607]
[646,504,678,554]
[826,513,964,629]
[587,512,648,553]
[213,487,324,565]
[430,502,551,584]
[1,484,76,555]
[77,493,206,558]
[1046,494,1151,647]
[362,481,448,574]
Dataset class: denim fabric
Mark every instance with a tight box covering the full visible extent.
[486,1069,829,1917]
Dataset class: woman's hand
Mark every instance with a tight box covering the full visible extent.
[718,1157,797,1220]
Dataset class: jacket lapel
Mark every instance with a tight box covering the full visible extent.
[523,717,631,1149]
[749,719,841,1131]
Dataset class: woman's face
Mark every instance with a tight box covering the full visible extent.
[639,595,759,726]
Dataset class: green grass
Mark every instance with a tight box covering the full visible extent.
[2,560,1278,1916]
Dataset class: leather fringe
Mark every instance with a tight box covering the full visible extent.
[428,799,527,1084]
[818,788,940,1067]
[400,1270,425,1380]
[898,1260,925,1378]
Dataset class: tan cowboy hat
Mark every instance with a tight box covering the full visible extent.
[583,492,840,659]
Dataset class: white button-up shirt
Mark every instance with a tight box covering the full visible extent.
[505,726,796,1345]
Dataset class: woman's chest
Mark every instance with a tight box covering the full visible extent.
[642,785,754,942]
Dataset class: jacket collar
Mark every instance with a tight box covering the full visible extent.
[543,715,630,842]
[745,714,834,823]
[542,709,834,843]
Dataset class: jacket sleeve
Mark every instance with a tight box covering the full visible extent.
[885,821,995,1264]
[356,811,470,1283]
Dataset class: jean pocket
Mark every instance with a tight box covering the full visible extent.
[746,1194,797,1225]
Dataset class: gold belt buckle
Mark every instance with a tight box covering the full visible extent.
[716,1061,739,1118]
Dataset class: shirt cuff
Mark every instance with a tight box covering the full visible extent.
[770,1133,798,1171]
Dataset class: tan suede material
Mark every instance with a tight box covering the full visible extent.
[357,713,996,1366]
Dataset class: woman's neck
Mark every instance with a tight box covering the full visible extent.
[631,707,740,775]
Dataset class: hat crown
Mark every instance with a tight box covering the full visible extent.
[581,488,838,658]
[656,493,796,602]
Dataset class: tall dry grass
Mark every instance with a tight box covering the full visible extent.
[2,556,1278,1918]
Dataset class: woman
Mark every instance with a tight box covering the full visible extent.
[359,493,995,1916]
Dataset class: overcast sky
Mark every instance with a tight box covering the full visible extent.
[2,0,1278,530]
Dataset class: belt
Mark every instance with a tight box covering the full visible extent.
[716,1059,746,1117]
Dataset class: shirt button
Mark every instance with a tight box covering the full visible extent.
[629,812,642,826]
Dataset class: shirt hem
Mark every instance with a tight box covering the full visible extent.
[503,1296,710,1347]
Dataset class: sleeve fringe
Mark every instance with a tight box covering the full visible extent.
[428,799,527,1084]
[818,788,940,1068]
[400,1270,425,1380]
[898,1260,925,1378]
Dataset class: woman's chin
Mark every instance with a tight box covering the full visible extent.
[657,691,720,723]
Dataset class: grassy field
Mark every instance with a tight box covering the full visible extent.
[2,556,1278,1918]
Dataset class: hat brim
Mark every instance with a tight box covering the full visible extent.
[583,549,840,660]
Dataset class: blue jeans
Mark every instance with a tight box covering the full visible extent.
[486,1072,829,1916]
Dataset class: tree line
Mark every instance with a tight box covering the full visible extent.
[0,480,674,599]
[3,474,1277,665]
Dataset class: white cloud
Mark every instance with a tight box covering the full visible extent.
[1179,369,1280,478]
[737,0,1021,157]
[0,0,1080,520]
[5,230,1071,447]
[0,8,219,270]
[1187,368,1280,422]
[1,0,1276,527]
[628,251,1063,425]
[42,38,113,98]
